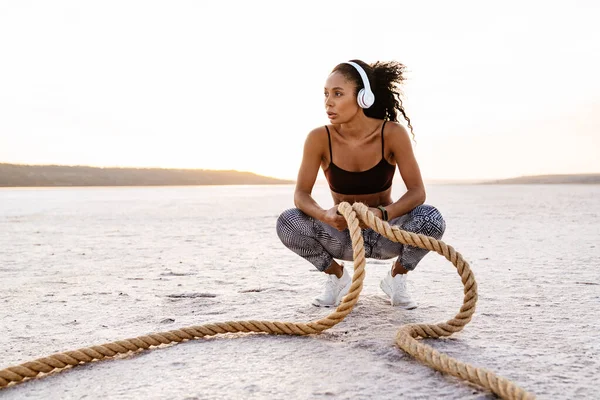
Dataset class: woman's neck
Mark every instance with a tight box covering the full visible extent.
[335,115,379,140]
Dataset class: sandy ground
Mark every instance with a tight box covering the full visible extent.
[1,184,599,399]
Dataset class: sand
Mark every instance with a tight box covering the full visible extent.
[1,184,599,399]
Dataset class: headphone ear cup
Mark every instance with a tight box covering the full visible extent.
[362,90,375,108]
[357,88,367,108]
[356,88,374,108]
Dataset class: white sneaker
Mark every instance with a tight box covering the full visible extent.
[312,267,352,307]
[380,271,417,309]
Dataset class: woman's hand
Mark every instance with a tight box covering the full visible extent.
[358,207,384,229]
[323,206,348,231]
[324,206,383,231]
[369,207,385,220]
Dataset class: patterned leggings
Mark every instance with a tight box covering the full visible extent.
[276,204,446,272]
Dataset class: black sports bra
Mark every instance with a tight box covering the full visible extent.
[323,121,395,195]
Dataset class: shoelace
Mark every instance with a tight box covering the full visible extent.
[394,276,408,291]
[322,275,337,290]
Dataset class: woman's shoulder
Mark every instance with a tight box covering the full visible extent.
[301,126,330,158]
[383,121,411,144]
[383,120,409,135]
[305,125,330,143]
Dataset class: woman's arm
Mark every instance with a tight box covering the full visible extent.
[294,127,347,230]
[294,128,325,220]
[383,123,426,220]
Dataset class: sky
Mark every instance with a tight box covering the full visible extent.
[0,0,599,181]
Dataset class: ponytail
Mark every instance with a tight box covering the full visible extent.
[369,61,414,139]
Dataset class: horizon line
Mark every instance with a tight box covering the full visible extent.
[2,162,599,183]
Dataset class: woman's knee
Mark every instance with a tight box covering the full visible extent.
[407,204,446,238]
[276,208,310,243]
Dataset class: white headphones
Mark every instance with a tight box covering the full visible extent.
[345,61,375,108]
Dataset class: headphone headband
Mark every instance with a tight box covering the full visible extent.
[345,61,372,93]
[344,61,375,108]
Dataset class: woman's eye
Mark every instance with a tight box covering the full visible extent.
[335,92,342,96]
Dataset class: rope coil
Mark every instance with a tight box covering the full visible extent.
[0,202,535,399]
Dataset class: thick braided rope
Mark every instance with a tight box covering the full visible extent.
[352,202,535,400]
[0,203,366,389]
[0,202,535,399]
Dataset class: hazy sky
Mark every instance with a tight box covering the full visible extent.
[1,0,599,180]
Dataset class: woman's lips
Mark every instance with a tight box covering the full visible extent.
[327,112,337,119]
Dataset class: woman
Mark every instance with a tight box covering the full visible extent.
[276,60,446,309]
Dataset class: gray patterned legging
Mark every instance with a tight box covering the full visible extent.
[277,204,446,272]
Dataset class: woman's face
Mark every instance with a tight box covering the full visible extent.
[324,71,360,123]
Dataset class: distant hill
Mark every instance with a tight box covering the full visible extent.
[480,174,600,185]
[0,163,294,187]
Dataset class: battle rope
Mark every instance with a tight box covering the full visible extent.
[0,202,535,399]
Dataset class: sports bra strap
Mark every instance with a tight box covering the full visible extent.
[325,126,333,160]
[381,120,387,158]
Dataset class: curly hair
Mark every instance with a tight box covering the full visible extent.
[332,59,415,140]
